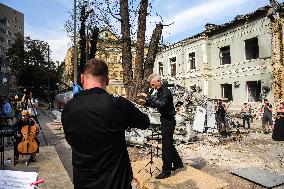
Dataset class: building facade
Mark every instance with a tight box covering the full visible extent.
[0,3,24,96]
[62,29,148,96]
[96,29,125,96]
[154,5,281,109]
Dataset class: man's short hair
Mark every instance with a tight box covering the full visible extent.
[264,99,268,102]
[147,73,161,82]
[84,59,108,79]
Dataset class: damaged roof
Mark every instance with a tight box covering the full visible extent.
[165,3,283,49]
[205,4,272,37]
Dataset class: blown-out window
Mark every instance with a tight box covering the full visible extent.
[221,84,233,101]
[158,62,163,76]
[245,37,259,60]
[170,57,176,77]
[247,81,261,102]
[220,46,231,65]
[189,52,196,69]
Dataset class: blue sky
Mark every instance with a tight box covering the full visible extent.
[0,0,283,62]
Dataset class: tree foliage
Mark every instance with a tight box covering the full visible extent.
[6,34,62,99]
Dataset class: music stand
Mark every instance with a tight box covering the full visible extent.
[138,124,161,177]
[0,116,16,166]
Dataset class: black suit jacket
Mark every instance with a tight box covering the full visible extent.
[62,87,150,189]
[145,86,176,120]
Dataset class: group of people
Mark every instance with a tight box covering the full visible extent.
[62,59,183,189]
[61,58,284,189]
[0,90,40,163]
[218,98,284,140]
[258,98,284,140]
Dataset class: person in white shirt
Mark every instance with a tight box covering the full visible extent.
[22,91,38,118]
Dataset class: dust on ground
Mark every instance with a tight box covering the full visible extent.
[128,122,284,189]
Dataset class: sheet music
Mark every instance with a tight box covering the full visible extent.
[0,170,38,189]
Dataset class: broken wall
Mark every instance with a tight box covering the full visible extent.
[155,16,275,110]
[207,17,274,110]
[154,38,206,92]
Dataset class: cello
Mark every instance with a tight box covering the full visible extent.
[17,113,39,155]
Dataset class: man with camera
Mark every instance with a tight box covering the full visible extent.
[138,73,183,179]
[260,99,273,134]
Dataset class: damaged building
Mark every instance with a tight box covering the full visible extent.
[154,4,284,110]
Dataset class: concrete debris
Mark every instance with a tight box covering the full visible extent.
[125,128,147,146]
[51,110,62,123]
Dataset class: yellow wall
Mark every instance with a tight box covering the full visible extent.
[60,48,74,91]
[62,29,148,96]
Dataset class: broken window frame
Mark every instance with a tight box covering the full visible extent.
[158,62,164,76]
[245,37,259,60]
[220,46,231,65]
[188,52,196,69]
[246,80,261,102]
[169,57,177,77]
[221,83,233,101]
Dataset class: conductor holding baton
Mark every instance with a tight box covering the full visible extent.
[138,73,183,179]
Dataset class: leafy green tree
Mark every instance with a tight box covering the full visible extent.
[6,35,61,100]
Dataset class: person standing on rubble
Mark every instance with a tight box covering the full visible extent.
[216,101,227,130]
[138,73,183,179]
[62,59,150,189]
[241,102,251,130]
[272,100,284,141]
[260,99,273,134]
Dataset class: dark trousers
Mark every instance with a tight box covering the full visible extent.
[243,115,250,129]
[160,117,183,173]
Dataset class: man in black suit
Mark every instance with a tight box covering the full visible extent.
[138,73,183,179]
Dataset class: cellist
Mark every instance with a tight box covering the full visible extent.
[14,110,40,164]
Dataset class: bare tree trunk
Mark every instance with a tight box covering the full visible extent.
[120,0,133,99]
[271,18,284,106]
[132,0,148,99]
[142,22,163,91]
[89,26,99,59]
[79,4,87,75]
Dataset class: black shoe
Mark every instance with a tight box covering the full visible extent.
[155,171,171,179]
[171,164,184,171]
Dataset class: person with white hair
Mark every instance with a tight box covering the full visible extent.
[138,73,183,179]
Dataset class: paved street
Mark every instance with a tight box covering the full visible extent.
[37,108,73,180]
[38,108,140,188]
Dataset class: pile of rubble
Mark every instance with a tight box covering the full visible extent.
[126,84,211,147]
[52,84,243,147]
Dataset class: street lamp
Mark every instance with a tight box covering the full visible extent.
[73,0,78,84]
